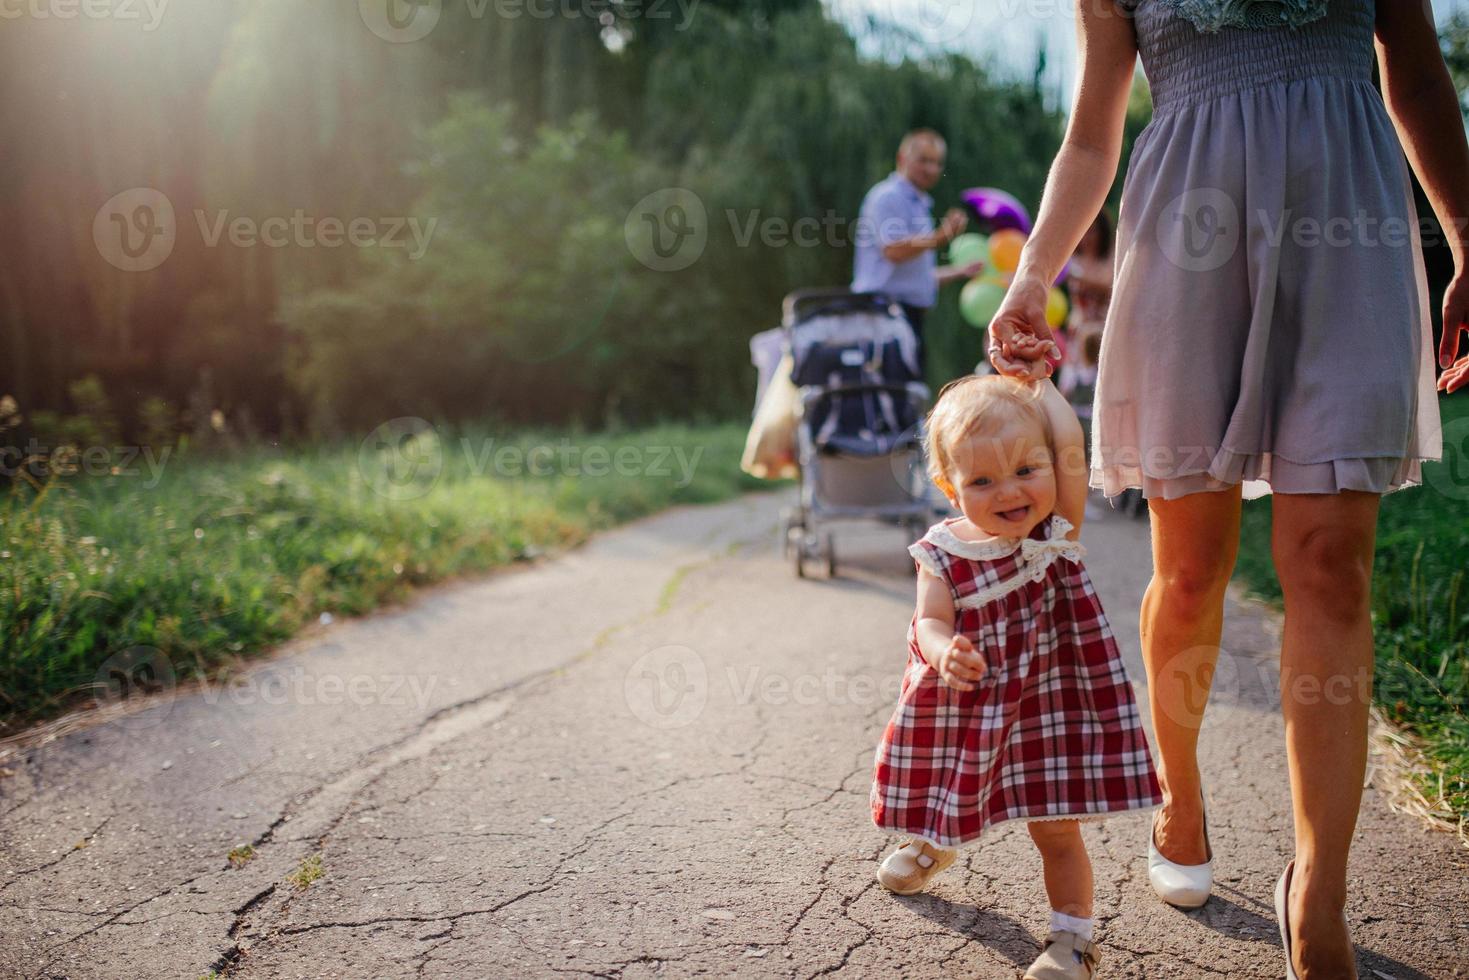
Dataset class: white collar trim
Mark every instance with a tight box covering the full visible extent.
[927,514,1075,560]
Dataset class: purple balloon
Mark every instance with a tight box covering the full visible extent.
[1054,259,1072,287]
[960,187,1033,235]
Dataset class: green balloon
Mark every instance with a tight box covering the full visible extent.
[948,233,989,269]
[959,278,1008,328]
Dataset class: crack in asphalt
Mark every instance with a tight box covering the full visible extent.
[0,814,112,895]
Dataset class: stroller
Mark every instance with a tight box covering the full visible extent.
[771,289,946,577]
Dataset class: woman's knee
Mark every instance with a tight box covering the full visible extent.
[1148,494,1241,613]
[1152,552,1235,613]
[1274,524,1373,622]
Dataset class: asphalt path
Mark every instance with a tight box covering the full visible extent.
[2,491,1465,978]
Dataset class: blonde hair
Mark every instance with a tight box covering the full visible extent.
[924,375,1052,499]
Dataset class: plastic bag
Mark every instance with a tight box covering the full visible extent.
[740,351,800,480]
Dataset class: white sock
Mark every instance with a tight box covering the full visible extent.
[1049,910,1094,941]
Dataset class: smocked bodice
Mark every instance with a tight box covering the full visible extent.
[1124,0,1377,114]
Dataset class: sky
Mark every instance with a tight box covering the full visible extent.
[828,0,1469,107]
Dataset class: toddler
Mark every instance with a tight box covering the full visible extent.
[870,373,1162,980]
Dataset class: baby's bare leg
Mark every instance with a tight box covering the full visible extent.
[1027,819,1094,918]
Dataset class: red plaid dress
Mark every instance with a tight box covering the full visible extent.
[871,512,1162,848]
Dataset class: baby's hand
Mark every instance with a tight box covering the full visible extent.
[1007,332,1061,363]
[937,634,988,691]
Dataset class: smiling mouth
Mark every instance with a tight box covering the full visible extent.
[997,505,1029,523]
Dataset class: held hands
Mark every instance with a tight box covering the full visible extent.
[987,276,1061,382]
[937,634,988,692]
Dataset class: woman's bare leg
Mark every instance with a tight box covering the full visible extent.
[1141,485,1242,864]
[1271,490,1379,980]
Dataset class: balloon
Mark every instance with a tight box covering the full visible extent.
[1045,287,1070,329]
[960,277,1009,329]
[1054,260,1072,287]
[948,233,989,269]
[960,187,1032,234]
[988,229,1027,274]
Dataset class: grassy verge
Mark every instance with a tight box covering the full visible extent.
[0,422,771,736]
[1233,394,1469,833]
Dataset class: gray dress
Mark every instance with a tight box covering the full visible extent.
[1092,0,1443,500]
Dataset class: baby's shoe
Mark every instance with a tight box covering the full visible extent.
[876,839,957,895]
[1024,931,1101,980]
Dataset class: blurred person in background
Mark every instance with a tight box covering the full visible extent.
[852,129,984,371]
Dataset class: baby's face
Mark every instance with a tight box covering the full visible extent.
[945,420,1057,539]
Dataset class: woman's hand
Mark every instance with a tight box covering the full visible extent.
[987,276,1061,381]
[1438,271,1469,394]
[937,634,987,692]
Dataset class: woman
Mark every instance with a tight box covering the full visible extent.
[987,1,1469,977]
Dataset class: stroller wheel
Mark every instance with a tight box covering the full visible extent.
[793,532,807,578]
[825,532,837,578]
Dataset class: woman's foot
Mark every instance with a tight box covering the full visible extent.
[1147,791,1212,908]
[876,839,957,895]
[1151,795,1209,865]
[1285,860,1358,979]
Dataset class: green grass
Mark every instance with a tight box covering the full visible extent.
[286,853,323,890]
[1233,394,1469,829]
[0,423,770,735]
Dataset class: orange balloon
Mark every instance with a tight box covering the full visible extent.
[988,229,1027,273]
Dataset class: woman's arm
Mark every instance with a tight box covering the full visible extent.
[1036,379,1088,540]
[1376,0,1469,390]
[989,1,1138,381]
